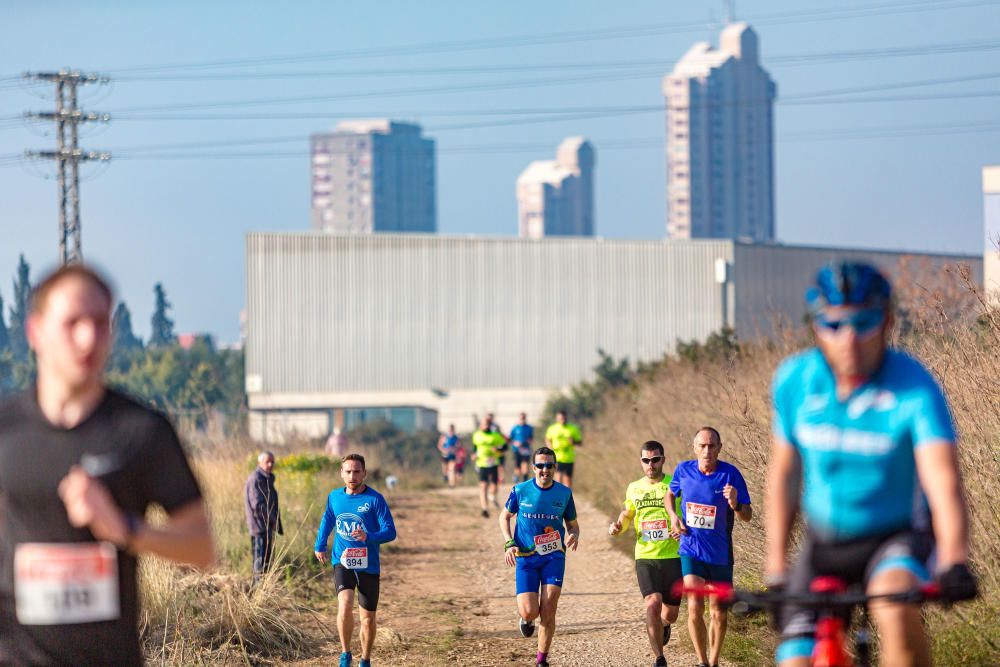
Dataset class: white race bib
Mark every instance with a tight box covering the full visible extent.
[533,531,563,555]
[640,519,669,542]
[14,542,120,625]
[685,502,717,530]
[340,547,368,570]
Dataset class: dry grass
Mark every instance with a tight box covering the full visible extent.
[576,260,1000,665]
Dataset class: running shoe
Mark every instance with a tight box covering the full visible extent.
[481,509,489,518]
[519,616,535,638]
[663,623,671,646]
[359,660,371,667]
[338,652,352,667]
[653,657,667,667]
[536,662,549,667]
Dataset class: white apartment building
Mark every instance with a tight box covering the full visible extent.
[310,120,436,233]
[663,23,776,242]
[516,137,595,238]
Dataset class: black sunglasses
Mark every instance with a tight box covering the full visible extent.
[641,456,663,464]
[534,462,556,470]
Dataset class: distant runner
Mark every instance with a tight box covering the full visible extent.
[454,441,468,483]
[609,440,681,667]
[315,454,397,667]
[472,417,505,517]
[499,447,580,667]
[665,427,751,667]
[545,410,582,487]
[487,412,510,486]
[437,424,460,488]
[509,412,535,483]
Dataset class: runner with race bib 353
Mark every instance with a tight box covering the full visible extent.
[499,446,580,667]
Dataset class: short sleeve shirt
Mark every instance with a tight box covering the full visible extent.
[668,460,751,566]
[505,480,577,556]
[772,348,956,541]
[545,423,581,463]
[509,424,534,453]
[624,476,681,560]
[0,388,203,665]
[472,430,504,468]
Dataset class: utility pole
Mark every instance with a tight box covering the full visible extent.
[23,70,111,265]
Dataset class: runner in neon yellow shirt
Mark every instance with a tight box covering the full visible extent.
[609,440,681,667]
[472,417,505,518]
[544,410,582,487]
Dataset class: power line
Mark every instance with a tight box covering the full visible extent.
[22,70,111,265]
[89,0,997,76]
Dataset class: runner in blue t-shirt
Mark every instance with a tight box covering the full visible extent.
[499,447,580,667]
[314,454,397,667]
[509,412,535,483]
[437,423,460,488]
[766,262,977,667]
[665,427,751,667]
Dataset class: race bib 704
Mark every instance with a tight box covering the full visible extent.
[14,542,120,625]
[685,502,717,530]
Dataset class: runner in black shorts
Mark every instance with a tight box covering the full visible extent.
[609,441,681,667]
[0,265,214,666]
[509,412,535,483]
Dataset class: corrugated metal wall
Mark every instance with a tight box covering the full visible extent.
[733,243,983,337]
[246,234,733,393]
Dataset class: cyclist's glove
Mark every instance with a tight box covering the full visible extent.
[936,563,978,603]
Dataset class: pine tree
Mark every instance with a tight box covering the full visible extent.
[149,283,175,347]
[8,255,31,361]
[0,293,9,353]
[112,302,143,352]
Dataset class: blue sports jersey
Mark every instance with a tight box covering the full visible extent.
[442,434,458,451]
[314,485,397,574]
[772,348,956,542]
[505,479,577,555]
[669,460,751,566]
[510,424,534,454]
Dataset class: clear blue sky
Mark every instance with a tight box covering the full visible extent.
[2,0,998,342]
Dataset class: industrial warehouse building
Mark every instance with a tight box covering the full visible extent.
[245,233,980,443]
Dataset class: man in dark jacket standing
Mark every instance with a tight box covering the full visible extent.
[245,451,283,584]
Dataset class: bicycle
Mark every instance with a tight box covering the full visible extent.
[673,576,943,667]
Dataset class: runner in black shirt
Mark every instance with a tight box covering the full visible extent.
[0,265,214,665]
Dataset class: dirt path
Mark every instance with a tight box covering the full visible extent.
[328,485,735,667]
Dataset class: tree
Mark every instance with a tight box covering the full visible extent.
[149,283,175,347]
[0,293,8,353]
[8,255,31,361]
[112,302,142,353]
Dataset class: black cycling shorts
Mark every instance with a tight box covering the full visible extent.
[779,529,933,641]
[636,559,683,605]
[477,465,499,484]
[556,461,574,477]
[514,450,531,466]
[334,565,381,611]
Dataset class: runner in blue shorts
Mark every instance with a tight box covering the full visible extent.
[509,412,535,483]
[665,427,752,667]
[499,447,580,667]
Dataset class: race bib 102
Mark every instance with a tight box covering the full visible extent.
[14,542,120,625]
[640,519,669,542]
[533,531,563,555]
[685,502,717,530]
[340,547,368,570]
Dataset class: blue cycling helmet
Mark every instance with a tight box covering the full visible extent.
[806,261,891,312]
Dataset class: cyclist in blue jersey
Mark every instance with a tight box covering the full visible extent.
[665,427,752,667]
[509,412,535,483]
[437,423,460,488]
[766,262,977,667]
[499,447,580,667]
[314,454,397,667]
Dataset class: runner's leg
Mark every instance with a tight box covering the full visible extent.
[644,592,665,658]
[517,592,540,624]
[867,568,930,667]
[358,608,376,661]
[537,583,562,654]
[708,594,728,666]
[337,588,356,655]
[479,479,489,511]
[447,460,456,487]
[685,574,709,665]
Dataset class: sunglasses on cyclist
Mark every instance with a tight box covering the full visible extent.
[534,462,556,470]
[815,308,885,337]
[641,456,663,464]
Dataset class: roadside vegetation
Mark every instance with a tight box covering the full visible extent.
[559,260,998,666]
